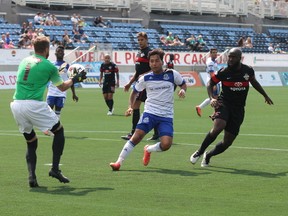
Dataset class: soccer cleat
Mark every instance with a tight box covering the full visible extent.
[121,133,132,140]
[196,106,202,117]
[29,176,39,188]
[110,162,121,171]
[201,151,210,167]
[143,145,151,166]
[146,135,159,141]
[190,150,201,164]
[107,108,114,116]
[49,169,70,183]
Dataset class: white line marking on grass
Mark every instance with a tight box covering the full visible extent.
[1,130,288,138]
[176,142,288,152]
[44,163,62,166]
[1,131,287,152]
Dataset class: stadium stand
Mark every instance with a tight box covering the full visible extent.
[1,1,287,53]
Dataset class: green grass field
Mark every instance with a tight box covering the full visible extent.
[0,87,287,216]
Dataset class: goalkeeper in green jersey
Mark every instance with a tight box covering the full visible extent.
[10,36,86,188]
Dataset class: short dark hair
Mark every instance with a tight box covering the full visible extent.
[137,32,148,40]
[210,48,217,53]
[56,45,65,51]
[148,48,165,61]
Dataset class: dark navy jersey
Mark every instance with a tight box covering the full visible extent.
[100,62,119,85]
[211,63,255,107]
[135,46,151,80]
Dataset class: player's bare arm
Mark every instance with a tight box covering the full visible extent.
[116,72,120,88]
[124,72,136,92]
[99,71,103,87]
[207,79,220,108]
[125,90,138,116]
[70,85,78,102]
[178,83,187,98]
[250,76,274,105]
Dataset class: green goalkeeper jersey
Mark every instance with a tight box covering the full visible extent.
[13,54,63,101]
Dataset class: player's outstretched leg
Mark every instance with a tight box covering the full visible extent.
[143,145,151,166]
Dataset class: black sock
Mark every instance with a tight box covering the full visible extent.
[208,141,229,158]
[52,127,65,171]
[105,100,109,109]
[198,132,217,155]
[108,99,114,111]
[131,109,140,134]
[26,139,38,178]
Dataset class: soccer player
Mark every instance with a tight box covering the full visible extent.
[110,48,187,171]
[190,47,273,167]
[121,32,159,141]
[195,48,220,117]
[166,53,174,69]
[46,45,78,118]
[10,36,87,187]
[99,54,119,115]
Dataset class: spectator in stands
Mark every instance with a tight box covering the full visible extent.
[160,35,168,45]
[34,12,43,25]
[20,22,28,35]
[28,22,35,31]
[244,37,253,48]
[62,30,73,49]
[0,34,5,48]
[166,32,174,45]
[45,13,53,26]
[237,36,245,48]
[93,16,111,28]
[194,35,206,51]
[78,26,89,42]
[73,30,82,43]
[268,43,274,53]
[78,18,86,27]
[18,30,32,49]
[27,28,36,41]
[51,14,61,26]
[71,14,79,26]
[186,34,196,51]
[5,32,13,46]
[274,44,286,54]
[38,28,45,37]
[169,35,184,46]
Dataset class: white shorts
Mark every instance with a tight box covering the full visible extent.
[10,100,59,134]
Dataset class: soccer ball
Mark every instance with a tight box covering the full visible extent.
[67,63,86,78]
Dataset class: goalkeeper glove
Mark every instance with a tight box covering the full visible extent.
[72,71,87,84]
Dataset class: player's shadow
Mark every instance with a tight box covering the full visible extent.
[205,165,288,178]
[29,185,114,196]
[123,167,211,177]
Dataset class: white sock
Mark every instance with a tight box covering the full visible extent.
[199,98,211,109]
[116,141,135,164]
[147,142,162,152]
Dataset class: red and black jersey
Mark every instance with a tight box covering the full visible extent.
[211,63,255,107]
[100,62,119,85]
[135,46,151,80]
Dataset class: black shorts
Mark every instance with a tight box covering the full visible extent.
[213,102,245,136]
[102,83,115,94]
[136,89,147,102]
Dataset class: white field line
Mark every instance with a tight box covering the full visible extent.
[1,130,287,152]
[1,130,287,138]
